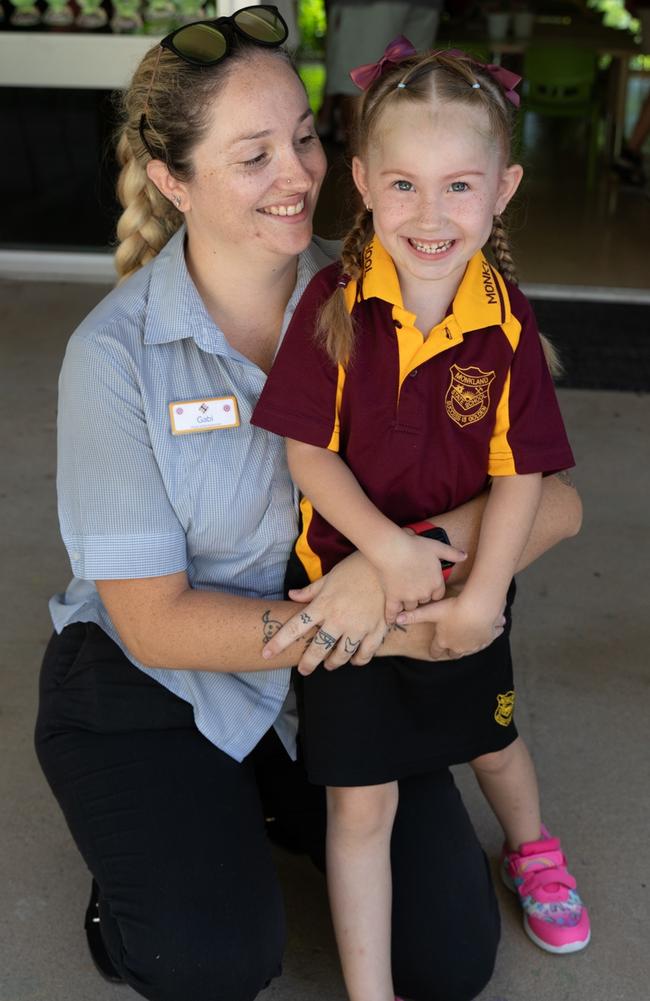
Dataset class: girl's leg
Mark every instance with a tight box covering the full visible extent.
[391,768,500,1001]
[35,624,285,1001]
[326,782,399,1001]
[470,736,542,849]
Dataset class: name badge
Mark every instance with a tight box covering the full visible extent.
[169,396,240,435]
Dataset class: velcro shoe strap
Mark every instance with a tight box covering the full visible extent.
[521,865,577,897]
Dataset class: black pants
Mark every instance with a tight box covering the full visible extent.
[35,623,500,1001]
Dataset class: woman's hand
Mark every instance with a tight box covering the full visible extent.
[261,551,387,675]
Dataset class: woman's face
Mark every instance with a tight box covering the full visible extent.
[179,52,327,264]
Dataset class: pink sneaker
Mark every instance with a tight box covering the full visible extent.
[501,832,590,954]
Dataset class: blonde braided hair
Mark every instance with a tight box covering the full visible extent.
[317,206,374,364]
[114,129,181,283]
[490,213,561,377]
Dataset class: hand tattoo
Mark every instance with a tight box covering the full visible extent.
[300,611,313,625]
[380,622,407,645]
[344,637,360,655]
[556,470,576,489]
[314,628,336,651]
[261,610,282,645]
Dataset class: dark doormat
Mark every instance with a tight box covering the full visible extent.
[530,298,650,392]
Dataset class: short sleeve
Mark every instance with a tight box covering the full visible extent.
[488,295,575,476]
[57,330,187,580]
[252,267,342,450]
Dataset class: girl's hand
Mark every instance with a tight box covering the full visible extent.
[397,596,506,660]
[261,552,387,676]
[378,533,467,623]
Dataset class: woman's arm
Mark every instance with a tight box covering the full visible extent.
[432,470,582,583]
[264,471,582,669]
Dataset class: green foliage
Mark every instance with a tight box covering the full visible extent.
[298,61,326,114]
[587,0,638,31]
[298,0,327,57]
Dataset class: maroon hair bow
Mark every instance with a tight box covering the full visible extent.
[349,35,417,91]
[437,48,521,108]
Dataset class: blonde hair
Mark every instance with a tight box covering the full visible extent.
[318,50,561,376]
[113,41,295,283]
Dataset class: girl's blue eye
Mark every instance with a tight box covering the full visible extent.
[394,180,413,191]
[450,181,469,192]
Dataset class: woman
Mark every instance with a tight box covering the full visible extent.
[35,9,582,1001]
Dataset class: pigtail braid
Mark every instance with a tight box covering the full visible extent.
[317,206,374,365]
[490,214,517,285]
[490,214,562,379]
[114,131,182,284]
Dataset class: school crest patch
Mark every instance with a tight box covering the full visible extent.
[445,364,496,428]
[494,690,515,727]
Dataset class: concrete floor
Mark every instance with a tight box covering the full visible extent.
[1,278,649,1001]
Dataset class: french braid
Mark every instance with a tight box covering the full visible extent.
[317,206,374,365]
[114,131,181,283]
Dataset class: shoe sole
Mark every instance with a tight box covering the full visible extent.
[501,864,590,954]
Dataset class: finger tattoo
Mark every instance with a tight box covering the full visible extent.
[344,637,360,655]
[314,628,336,651]
[299,611,313,625]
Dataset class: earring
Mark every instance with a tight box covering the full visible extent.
[173,195,181,209]
[365,203,372,213]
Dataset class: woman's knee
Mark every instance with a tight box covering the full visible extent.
[122,914,285,1001]
[394,926,499,1001]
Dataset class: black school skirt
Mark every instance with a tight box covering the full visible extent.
[286,552,518,787]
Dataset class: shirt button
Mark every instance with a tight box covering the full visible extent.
[409,368,418,378]
[71,551,81,561]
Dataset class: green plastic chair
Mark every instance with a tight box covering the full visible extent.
[518,45,602,188]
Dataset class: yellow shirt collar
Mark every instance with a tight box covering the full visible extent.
[343,235,511,334]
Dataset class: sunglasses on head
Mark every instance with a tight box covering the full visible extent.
[139,5,288,160]
[161,4,288,66]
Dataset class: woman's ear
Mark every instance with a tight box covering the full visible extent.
[146,160,187,211]
[495,163,524,215]
[351,156,370,206]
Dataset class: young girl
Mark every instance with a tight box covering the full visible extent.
[253,44,589,998]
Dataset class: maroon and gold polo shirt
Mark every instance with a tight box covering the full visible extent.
[252,237,574,582]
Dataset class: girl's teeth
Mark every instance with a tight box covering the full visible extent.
[411,239,453,254]
[263,199,305,217]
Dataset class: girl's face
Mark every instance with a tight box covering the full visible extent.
[352,99,522,304]
[168,53,327,264]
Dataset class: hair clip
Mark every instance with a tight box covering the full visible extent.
[471,82,481,89]
[397,81,407,89]
[337,273,351,289]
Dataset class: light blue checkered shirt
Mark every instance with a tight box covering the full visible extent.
[50,226,338,762]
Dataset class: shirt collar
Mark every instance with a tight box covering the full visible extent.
[347,234,511,334]
[143,226,333,356]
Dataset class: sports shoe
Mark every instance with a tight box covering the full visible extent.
[501,832,590,954]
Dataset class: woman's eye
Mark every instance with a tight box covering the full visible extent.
[393,180,413,191]
[242,152,267,168]
[298,133,317,147]
[449,181,469,192]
